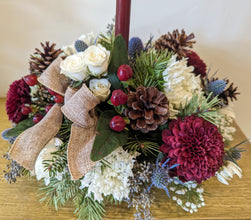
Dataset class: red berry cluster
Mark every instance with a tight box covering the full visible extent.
[109,65,133,132]
[23,74,64,124]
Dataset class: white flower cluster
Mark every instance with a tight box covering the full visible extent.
[60,32,111,102]
[163,55,202,118]
[215,104,236,141]
[170,180,205,213]
[79,147,139,202]
[216,161,242,185]
[35,138,66,185]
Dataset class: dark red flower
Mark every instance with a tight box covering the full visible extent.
[160,115,224,183]
[6,78,31,124]
[185,50,207,78]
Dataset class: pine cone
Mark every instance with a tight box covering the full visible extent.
[218,80,240,105]
[155,29,195,59]
[125,86,169,133]
[29,42,63,75]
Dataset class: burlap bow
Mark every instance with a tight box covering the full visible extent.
[9,57,100,180]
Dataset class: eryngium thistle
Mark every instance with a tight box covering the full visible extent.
[75,40,88,52]
[128,37,144,58]
[208,80,227,96]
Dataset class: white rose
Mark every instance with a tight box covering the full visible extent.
[60,53,88,81]
[83,44,110,76]
[89,78,111,102]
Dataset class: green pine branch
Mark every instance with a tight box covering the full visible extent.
[124,137,160,156]
[74,188,106,220]
[132,49,172,91]
[178,93,222,125]
[39,174,80,210]
[42,143,67,178]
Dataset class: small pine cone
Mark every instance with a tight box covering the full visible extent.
[155,29,195,59]
[218,81,240,105]
[29,42,63,76]
[125,86,169,133]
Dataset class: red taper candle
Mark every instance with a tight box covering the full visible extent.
[115,0,131,48]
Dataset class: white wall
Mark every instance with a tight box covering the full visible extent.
[0,0,250,138]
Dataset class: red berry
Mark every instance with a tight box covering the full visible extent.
[117,64,133,81]
[47,88,58,96]
[110,89,127,106]
[24,74,38,86]
[54,94,64,103]
[21,105,32,115]
[33,113,44,124]
[45,104,54,113]
[109,116,126,132]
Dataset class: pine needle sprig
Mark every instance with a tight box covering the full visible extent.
[39,174,80,210]
[178,93,222,125]
[124,137,160,156]
[57,117,73,142]
[74,188,106,220]
[132,49,172,91]
[42,143,67,177]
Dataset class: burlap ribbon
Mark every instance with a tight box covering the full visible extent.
[9,57,100,180]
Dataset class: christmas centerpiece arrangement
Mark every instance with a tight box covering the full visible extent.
[1,1,247,219]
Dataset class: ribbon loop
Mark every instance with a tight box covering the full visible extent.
[61,84,100,128]
[9,104,63,171]
[38,57,70,96]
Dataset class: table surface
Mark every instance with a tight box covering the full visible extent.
[0,98,251,220]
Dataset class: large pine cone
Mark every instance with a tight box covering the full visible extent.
[125,86,169,133]
[155,29,195,59]
[29,42,63,76]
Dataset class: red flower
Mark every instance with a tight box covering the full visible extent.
[160,116,224,183]
[6,78,31,124]
[185,50,207,78]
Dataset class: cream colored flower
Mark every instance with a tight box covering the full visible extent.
[89,78,111,102]
[216,161,242,185]
[80,147,139,202]
[35,138,65,185]
[163,55,202,116]
[60,53,88,81]
[82,44,110,76]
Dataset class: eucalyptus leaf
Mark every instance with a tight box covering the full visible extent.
[91,110,128,161]
[4,118,35,138]
[108,34,129,75]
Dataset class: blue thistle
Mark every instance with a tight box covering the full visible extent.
[208,80,227,96]
[128,37,143,57]
[148,155,180,197]
[74,40,88,52]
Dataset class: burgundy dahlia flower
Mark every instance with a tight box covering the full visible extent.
[185,50,207,78]
[160,115,224,183]
[6,78,31,124]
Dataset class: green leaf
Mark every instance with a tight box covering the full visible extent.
[107,72,122,90]
[91,110,128,161]
[108,34,129,75]
[5,118,35,137]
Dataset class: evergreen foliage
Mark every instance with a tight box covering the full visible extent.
[178,93,222,125]
[74,188,106,220]
[132,49,171,91]
[39,174,80,210]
